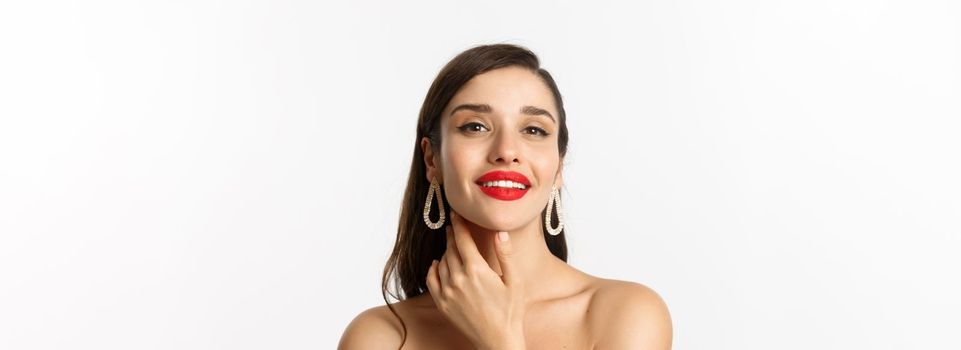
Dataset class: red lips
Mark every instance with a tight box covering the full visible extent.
[474,170,531,201]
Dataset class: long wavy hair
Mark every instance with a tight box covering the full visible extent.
[381,43,571,348]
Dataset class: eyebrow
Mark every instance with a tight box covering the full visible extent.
[450,103,555,123]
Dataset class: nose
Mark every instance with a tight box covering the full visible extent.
[488,128,520,165]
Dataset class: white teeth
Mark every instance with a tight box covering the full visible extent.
[482,180,527,190]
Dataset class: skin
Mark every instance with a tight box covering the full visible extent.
[338,66,673,350]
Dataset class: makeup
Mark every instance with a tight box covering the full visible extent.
[474,170,531,201]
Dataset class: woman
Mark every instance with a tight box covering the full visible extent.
[339,44,672,350]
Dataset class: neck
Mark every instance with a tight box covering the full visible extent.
[460,217,569,304]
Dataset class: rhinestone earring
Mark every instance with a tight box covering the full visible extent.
[423,176,446,229]
[545,186,565,236]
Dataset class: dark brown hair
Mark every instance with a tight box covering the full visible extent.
[381,43,570,348]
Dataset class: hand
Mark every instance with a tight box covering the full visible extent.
[425,210,527,350]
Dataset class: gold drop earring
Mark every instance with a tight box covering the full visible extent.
[545,185,565,235]
[423,176,446,229]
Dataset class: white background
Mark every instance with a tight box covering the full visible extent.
[1,1,959,349]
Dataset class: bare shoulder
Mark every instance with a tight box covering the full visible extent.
[337,303,404,350]
[587,278,673,350]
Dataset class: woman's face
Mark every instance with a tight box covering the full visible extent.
[422,66,563,232]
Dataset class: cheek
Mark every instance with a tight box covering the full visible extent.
[441,144,485,183]
[532,151,561,179]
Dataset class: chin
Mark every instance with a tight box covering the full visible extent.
[465,211,529,232]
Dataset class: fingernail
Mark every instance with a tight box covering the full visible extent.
[498,231,509,242]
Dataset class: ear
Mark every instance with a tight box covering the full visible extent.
[421,137,442,183]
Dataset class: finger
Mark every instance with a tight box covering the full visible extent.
[426,259,442,296]
[438,250,450,285]
[494,231,518,287]
[445,224,463,273]
[449,211,485,268]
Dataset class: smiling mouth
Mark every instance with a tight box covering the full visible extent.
[477,180,528,190]
[473,170,532,201]
[475,182,530,201]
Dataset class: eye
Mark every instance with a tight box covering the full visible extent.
[457,122,489,133]
[524,126,550,136]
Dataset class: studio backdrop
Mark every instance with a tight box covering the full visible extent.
[0,1,958,349]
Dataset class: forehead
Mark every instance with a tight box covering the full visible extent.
[443,66,556,117]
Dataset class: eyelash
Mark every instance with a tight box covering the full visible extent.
[457,122,550,136]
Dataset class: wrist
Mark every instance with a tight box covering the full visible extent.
[477,332,525,350]
[477,340,524,350]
